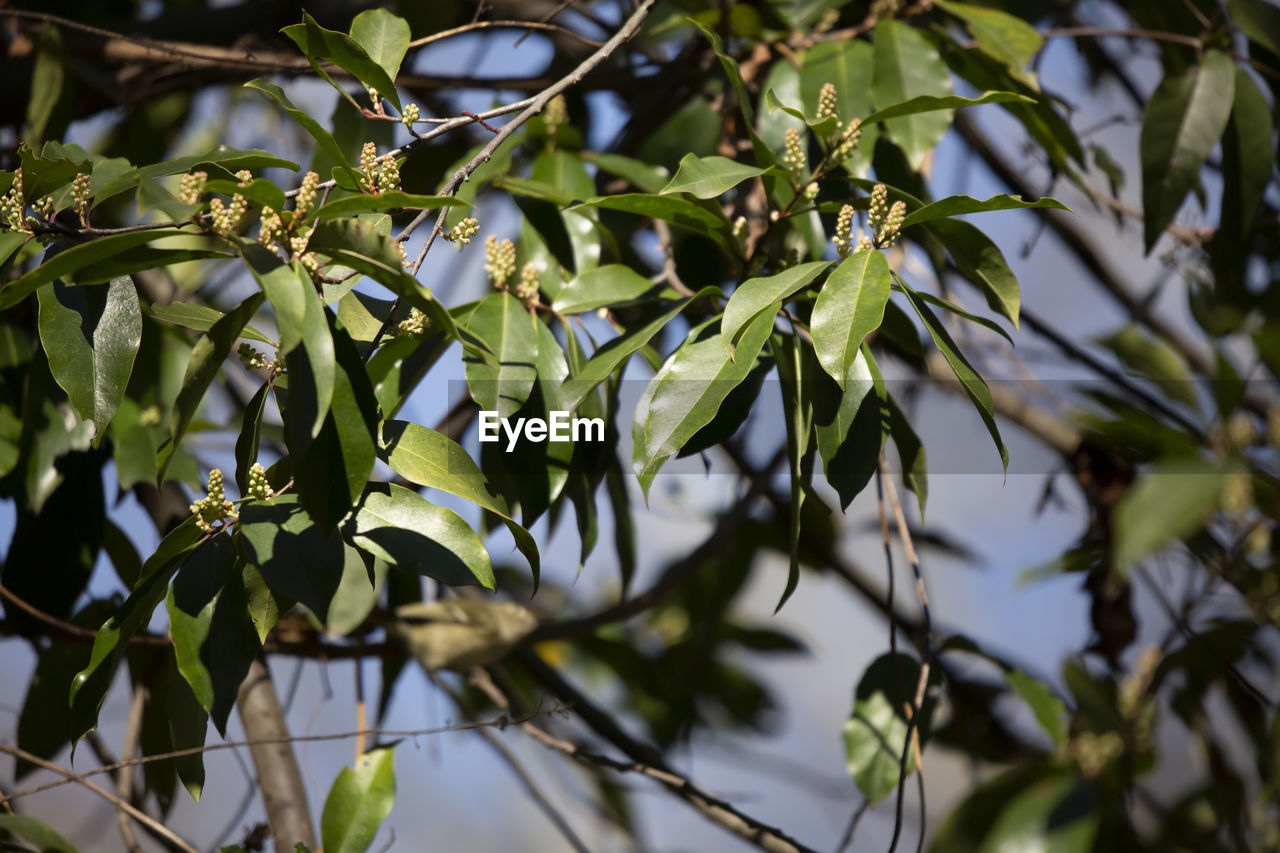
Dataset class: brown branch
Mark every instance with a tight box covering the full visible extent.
[471,669,821,853]
[236,658,317,852]
[115,684,148,853]
[408,19,603,49]
[0,745,199,853]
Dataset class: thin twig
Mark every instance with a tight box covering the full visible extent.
[409,19,603,49]
[432,673,591,853]
[0,713,559,807]
[0,745,199,853]
[115,685,148,853]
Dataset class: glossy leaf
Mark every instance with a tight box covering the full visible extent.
[872,20,955,168]
[282,13,402,111]
[380,419,539,583]
[659,153,770,199]
[312,192,467,220]
[149,302,272,344]
[633,311,775,498]
[320,746,396,853]
[898,278,1007,473]
[349,9,411,86]
[811,249,890,388]
[902,193,1070,227]
[552,264,675,315]
[582,151,671,194]
[1140,51,1235,253]
[328,545,385,637]
[69,518,205,741]
[342,482,495,590]
[860,90,1030,126]
[1228,0,1280,55]
[237,494,346,622]
[723,262,829,358]
[246,80,363,189]
[0,229,190,310]
[800,39,878,172]
[161,292,265,473]
[234,383,269,494]
[570,194,733,250]
[936,2,1043,82]
[463,292,538,419]
[928,218,1022,327]
[844,653,928,803]
[816,347,887,511]
[165,536,259,735]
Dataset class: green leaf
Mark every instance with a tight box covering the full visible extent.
[0,815,79,853]
[343,483,495,590]
[559,291,715,413]
[0,229,191,310]
[927,218,1022,327]
[1096,324,1196,407]
[552,264,676,315]
[930,766,1098,853]
[246,80,363,189]
[161,292,265,474]
[25,26,69,149]
[773,331,816,611]
[149,301,273,344]
[463,292,538,419]
[901,192,1069,228]
[202,177,286,212]
[861,90,1030,126]
[1140,51,1235,253]
[67,247,234,286]
[235,383,269,494]
[39,276,141,443]
[633,311,775,498]
[816,346,887,511]
[936,2,1043,83]
[287,312,375,533]
[581,151,671,194]
[800,39,878,173]
[305,219,474,356]
[321,746,396,853]
[328,545,385,637]
[1004,670,1068,746]
[282,13,402,111]
[687,19,773,166]
[570,194,733,251]
[16,600,116,780]
[872,20,955,168]
[911,289,1014,346]
[166,537,259,735]
[723,262,829,358]
[380,419,539,584]
[1211,68,1275,290]
[843,653,929,804]
[811,249,891,388]
[237,494,346,621]
[142,647,209,804]
[349,9,411,86]
[70,518,205,741]
[898,278,1007,473]
[313,192,467,220]
[1228,0,1280,55]
[1112,456,1233,571]
[659,153,770,199]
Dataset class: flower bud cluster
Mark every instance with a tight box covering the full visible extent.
[484,235,517,287]
[732,215,747,241]
[545,95,568,144]
[397,307,430,338]
[1221,471,1254,516]
[515,263,540,306]
[246,463,272,501]
[190,468,237,532]
[401,103,421,127]
[295,171,319,218]
[871,0,903,19]
[72,172,92,224]
[360,142,379,192]
[210,193,248,236]
[817,83,839,124]
[235,169,253,185]
[397,240,413,271]
[446,217,480,246]
[783,127,806,174]
[832,118,863,162]
[237,342,284,376]
[178,171,207,205]
[1067,730,1123,779]
[258,206,282,247]
[867,183,906,248]
[1,169,27,232]
[834,204,856,259]
[32,196,54,219]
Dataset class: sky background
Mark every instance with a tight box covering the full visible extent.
[0,10,1245,852]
